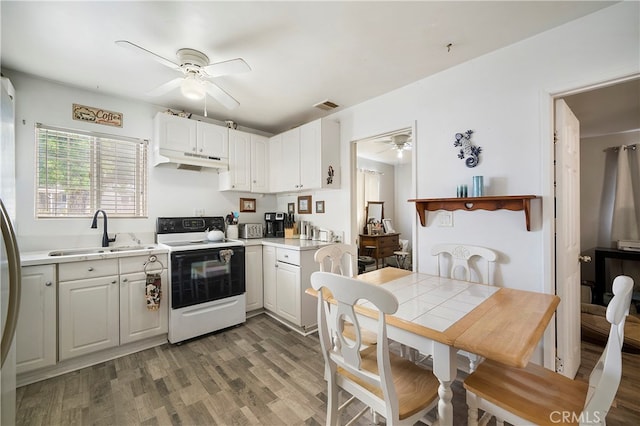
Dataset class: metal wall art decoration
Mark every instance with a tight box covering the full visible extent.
[453,130,482,168]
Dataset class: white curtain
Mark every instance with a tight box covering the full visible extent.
[356,168,381,235]
[600,145,640,247]
[598,144,640,298]
[611,147,639,242]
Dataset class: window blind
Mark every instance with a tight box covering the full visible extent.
[35,123,148,218]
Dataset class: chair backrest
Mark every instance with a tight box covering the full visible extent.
[398,239,409,252]
[431,243,497,284]
[314,243,355,277]
[582,275,633,422]
[310,271,400,414]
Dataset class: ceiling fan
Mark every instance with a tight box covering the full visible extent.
[115,40,250,110]
[375,134,413,158]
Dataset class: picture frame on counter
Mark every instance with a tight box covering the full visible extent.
[316,200,325,214]
[288,202,295,214]
[240,198,256,212]
[382,218,395,233]
[298,195,312,214]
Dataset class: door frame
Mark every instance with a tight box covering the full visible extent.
[541,72,640,370]
[349,121,418,272]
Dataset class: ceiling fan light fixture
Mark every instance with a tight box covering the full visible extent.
[181,74,205,100]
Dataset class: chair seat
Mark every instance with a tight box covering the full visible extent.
[463,359,589,425]
[338,346,439,420]
[342,323,378,346]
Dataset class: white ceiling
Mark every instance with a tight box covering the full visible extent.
[1,1,617,137]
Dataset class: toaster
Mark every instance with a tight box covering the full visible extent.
[239,223,264,239]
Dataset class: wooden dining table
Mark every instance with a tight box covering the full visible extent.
[306,267,560,426]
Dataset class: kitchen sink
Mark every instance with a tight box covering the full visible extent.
[47,245,157,256]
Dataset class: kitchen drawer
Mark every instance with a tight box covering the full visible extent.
[378,235,399,248]
[378,247,396,257]
[276,248,300,266]
[58,258,118,281]
[119,254,167,275]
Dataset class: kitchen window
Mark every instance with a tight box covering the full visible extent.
[35,123,148,218]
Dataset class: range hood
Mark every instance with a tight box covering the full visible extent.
[153,148,229,171]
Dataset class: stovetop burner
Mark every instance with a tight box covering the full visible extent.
[156,216,244,251]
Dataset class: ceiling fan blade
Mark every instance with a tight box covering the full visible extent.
[203,81,240,110]
[115,40,181,71]
[203,58,251,78]
[147,78,183,97]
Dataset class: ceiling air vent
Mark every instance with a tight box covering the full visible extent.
[313,100,339,111]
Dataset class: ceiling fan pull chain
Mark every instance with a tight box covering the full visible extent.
[204,95,208,117]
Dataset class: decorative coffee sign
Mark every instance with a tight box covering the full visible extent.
[72,103,123,127]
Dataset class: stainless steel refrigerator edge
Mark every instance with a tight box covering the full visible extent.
[1,76,20,425]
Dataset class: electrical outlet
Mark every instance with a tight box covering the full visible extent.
[438,211,453,227]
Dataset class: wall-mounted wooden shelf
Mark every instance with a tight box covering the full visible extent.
[408,195,540,231]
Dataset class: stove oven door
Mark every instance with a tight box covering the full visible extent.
[170,246,245,309]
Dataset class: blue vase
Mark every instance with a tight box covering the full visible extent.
[472,176,484,197]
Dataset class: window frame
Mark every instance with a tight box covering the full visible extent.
[35,123,148,218]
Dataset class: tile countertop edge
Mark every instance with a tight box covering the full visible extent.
[20,247,170,267]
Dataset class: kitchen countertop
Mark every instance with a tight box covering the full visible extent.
[20,238,333,267]
[20,245,169,267]
[250,238,334,251]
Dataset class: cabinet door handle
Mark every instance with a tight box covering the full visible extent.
[45,281,52,287]
[88,267,94,271]
[122,278,128,283]
[111,280,117,284]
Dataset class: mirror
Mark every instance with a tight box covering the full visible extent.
[364,201,384,234]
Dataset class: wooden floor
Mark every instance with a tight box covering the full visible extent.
[16,314,640,425]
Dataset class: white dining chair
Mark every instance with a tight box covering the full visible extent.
[464,275,634,426]
[314,244,378,349]
[311,271,440,425]
[431,243,498,372]
[314,243,356,277]
[431,243,497,285]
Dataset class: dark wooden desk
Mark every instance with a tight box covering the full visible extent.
[359,233,400,269]
[594,246,640,305]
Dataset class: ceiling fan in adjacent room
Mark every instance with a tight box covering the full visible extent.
[375,133,413,158]
[115,40,251,110]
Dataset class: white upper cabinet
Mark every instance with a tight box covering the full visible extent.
[269,118,340,193]
[153,112,229,168]
[220,129,270,193]
[250,133,270,193]
[196,119,229,158]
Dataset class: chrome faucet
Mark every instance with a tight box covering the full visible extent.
[91,209,116,247]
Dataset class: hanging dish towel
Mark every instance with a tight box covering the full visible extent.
[220,249,234,264]
[146,273,162,311]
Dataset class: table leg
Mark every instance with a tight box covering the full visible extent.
[432,342,457,426]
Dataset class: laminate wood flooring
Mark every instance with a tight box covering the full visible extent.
[15,314,640,425]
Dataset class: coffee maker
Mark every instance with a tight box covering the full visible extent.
[265,212,285,237]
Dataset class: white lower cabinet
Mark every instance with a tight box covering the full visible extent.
[58,254,168,361]
[262,246,319,330]
[59,275,120,361]
[275,261,300,324]
[16,265,57,374]
[263,245,277,311]
[245,245,264,312]
[119,255,168,344]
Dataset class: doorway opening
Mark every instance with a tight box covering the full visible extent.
[350,126,416,274]
[553,74,640,378]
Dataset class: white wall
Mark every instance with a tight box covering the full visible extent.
[328,2,638,362]
[5,71,277,251]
